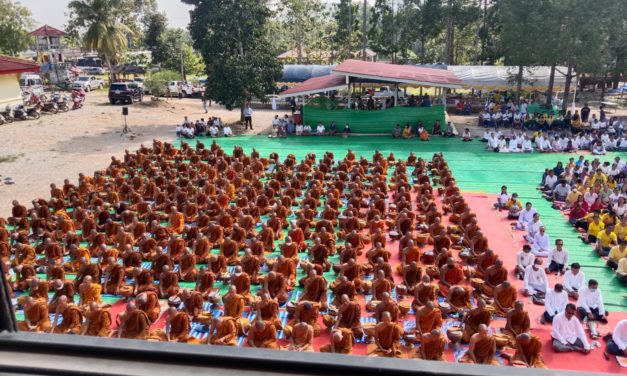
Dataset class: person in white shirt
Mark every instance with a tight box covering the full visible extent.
[542,284,569,324]
[223,125,233,137]
[303,123,312,135]
[543,170,558,191]
[295,123,303,136]
[175,125,184,138]
[523,258,549,299]
[272,115,280,130]
[243,104,253,130]
[551,304,591,353]
[316,123,326,136]
[515,202,537,231]
[546,239,569,274]
[606,319,627,357]
[493,185,510,210]
[530,226,550,257]
[577,279,608,338]
[563,263,585,299]
[522,137,533,152]
[525,213,543,242]
[515,245,535,280]
[209,124,219,137]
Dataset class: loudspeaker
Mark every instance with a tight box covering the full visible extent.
[122,107,129,116]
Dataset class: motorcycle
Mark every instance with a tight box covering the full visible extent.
[72,88,86,110]
[33,94,59,114]
[52,92,69,112]
[14,104,41,120]
[1,106,14,123]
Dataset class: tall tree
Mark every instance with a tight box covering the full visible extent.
[369,0,400,62]
[333,0,362,61]
[276,0,326,64]
[183,0,282,120]
[68,0,135,81]
[152,28,204,78]
[443,0,480,65]
[143,11,167,54]
[0,0,34,56]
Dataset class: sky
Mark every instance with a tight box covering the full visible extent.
[17,0,193,29]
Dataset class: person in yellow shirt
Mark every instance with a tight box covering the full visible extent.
[506,193,523,220]
[607,241,627,270]
[585,214,604,244]
[588,169,607,187]
[596,225,617,257]
[613,217,627,242]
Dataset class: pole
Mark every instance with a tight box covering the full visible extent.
[180,43,184,80]
[348,0,352,58]
[361,0,367,60]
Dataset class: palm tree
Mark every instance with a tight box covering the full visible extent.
[68,0,133,82]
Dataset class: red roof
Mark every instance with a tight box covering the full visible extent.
[281,74,346,97]
[332,59,462,88]
[0,55,40,75]
[29,24,67,37]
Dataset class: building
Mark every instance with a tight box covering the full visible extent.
[0,55,40,107]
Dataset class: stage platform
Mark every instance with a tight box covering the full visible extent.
[302,105,445,133]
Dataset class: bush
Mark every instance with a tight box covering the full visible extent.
[144,70,180,98]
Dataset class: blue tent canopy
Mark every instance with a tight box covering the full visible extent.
[281,65,333,83]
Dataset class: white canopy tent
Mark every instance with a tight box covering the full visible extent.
[446,65,575,91]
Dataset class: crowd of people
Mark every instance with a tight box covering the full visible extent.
[176,116,233,139]
[391,121,456,140]
[494,178,625,357]
[3,139,625,366]
[535,155,627,284]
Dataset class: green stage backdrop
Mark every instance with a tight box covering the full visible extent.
[303,105,445,133]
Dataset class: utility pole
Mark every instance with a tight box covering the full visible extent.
[361,0,367,60]
[180,41,185,80]
[348,0,352,58]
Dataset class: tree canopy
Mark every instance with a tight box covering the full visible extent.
[0,0,34,56]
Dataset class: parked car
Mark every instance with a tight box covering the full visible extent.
[373,86,406,98]
[133,77,150,94]
[72,76,104,92]
[19,74,45,96]
[108,82,143,104]
[168,81,199,97]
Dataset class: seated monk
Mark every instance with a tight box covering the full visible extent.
[82,301,112,337]
[181,289,212,325]
[149,307,196,343]
[471,259,508,298]
[372,292,401,324]
[398,261,422,295]
[195,267,216,300]
[412,275,438,310]
[442,285,472,316]
[413,302,443,341]
[299,269,328,311]
[261,271,288,306]
[17,277,49,306]
[367,311,403,358]
[504,333,547,368]
[245,320,279,349]
[16,296,51,332]
[78,276,102,308]
[178,248,198,282]
[255,293,283,330]
[115,302,150,340]
[48,279,75,312]
[230,266,252,303]
[64,244,90,272]
[287,301,321,337]
[240,248,261,284]
[461,299,493,343]
[471,249,498,279]
[209,316,238,346]
[207,254,227,277]
[279,237,300,263]
[366,270,393,310]
[158,265,180,299]
[137,290,161,323]
[287,322,314,352]
[459,324,499,365]
[222,286,250,335]
[438,258,465,297]
[167,207,185,234]
[497,301,530,348]
[103,257,133,297]
[51,295,84,334]
[320,328,354,354]
[490,281,517,317]
[220,236,239,265]
[396,240,420,275]
[323,294,362,339]
[329,276,356,307]
[415,329,447,361]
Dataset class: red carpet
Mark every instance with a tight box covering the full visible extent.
[465,193,624,373]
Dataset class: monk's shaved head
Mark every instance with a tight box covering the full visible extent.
[517,333,531,344]
[478,324,488,334]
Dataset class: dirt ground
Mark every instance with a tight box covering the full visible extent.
[0,91,283,216]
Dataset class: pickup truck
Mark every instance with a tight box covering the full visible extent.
[72,76,104,92]
[168,81,199,97]
[373,86,405,98]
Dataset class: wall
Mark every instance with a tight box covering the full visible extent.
[0,74,23,108]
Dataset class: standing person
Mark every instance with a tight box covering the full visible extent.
[580,103,591,123]
[243,103,253,130]
[202,92,208,113]
[177,83,183,100]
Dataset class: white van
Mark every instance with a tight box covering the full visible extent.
[19,74,44,96]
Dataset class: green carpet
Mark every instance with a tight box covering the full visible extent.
[175,135,626,310]
[303,104,445,133]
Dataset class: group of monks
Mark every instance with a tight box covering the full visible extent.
[1,139,544,368]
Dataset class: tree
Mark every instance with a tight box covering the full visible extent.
[144,69,179,98]
[369,0,400,62]
[151,28,204,78]
[333,0,362,61]
[67,0,136,81]
[0,0,34,56]
[276,0,326,64]
[183,0,282,120]
[143,11,167,53]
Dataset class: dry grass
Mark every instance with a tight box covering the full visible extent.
[0,154,21,163]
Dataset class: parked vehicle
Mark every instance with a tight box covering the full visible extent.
[72,88,86,110]
[14,104,40,120]
[52,92,70,112]
[72,76,104,92]
[19,74,45,96]
[1,106,14,123]
[168,81,199,97]
[108,82,143,104]
[373,86,406,98]
[133,77,150,94]
[32,94,59,114]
